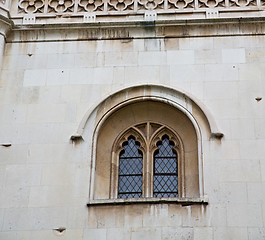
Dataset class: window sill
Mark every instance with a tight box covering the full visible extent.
[87,197,208,207]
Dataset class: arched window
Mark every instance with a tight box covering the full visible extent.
[111,122,183,199]
[153,135,178,197]
[118,136,143,199]
[93,100,200,201]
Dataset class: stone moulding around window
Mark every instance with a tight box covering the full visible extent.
[78,85,223,202]
[87,197,208,207]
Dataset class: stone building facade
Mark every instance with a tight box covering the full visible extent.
[0,0,265,239]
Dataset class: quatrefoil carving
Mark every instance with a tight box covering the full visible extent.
[78,0,104,11]
[108,0,134,11]
[168,0,193,9]
[198,0,224,7]
[18,0,45,13]
[49,0,74,13]
[229,0,255,6]
[138,0,164,10]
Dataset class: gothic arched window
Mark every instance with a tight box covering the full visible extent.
[111,122,183,199]
[118,136,143,199]
[153,135,178,197]
[93,100,202,202]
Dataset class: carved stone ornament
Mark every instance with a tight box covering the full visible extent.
[18,0,45,13]
[115,128,146,153]
[138,0,164,10]
[108,0,134,11]
[229,0,256,7]
[168,0,194,9]
[48,0,75,13]
[150,127,181,153]
[198,0,224,8]
[78,0,104,12]
[16,0,262,16]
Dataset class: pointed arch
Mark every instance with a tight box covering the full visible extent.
[150,126,185,198]
[71,84,222,140]
[110,127,147,199]
[153,135,179,198]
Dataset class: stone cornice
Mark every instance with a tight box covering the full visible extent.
[0,14,13,39]
[6,16,265,42]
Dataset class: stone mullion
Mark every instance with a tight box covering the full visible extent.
[144,146,151,197]
[144,122,151,198]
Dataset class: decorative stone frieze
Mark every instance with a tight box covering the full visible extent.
[198,0,224,8]
[48,0,75,13]
[108,0,134,11]
[168,0,194,10]
[229,0,256,7]
[138,0,164,11]
[14,0,265,18]
[18,0,45,13]
[79,0,104,12]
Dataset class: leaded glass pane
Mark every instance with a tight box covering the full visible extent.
[153,135,178,197]
[118,136,143,199]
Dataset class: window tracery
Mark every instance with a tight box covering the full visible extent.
[111,122,184,199]
[93,100,202,202]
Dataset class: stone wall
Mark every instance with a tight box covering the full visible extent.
[0,4,265,239]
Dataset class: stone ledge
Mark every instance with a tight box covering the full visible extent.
[11,16,265,29]
[87,197,208,207]
[7,17,265,42]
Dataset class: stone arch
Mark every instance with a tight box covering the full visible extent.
[72,84,222,139]
[73,84,222,201]
[93,100,200,200]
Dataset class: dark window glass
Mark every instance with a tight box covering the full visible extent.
[118,136,143,199]
[153,135,178,197]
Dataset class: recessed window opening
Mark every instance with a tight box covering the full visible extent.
[118,136,143,199]
[153,135,178,197]
[94,101,201,201]
[113,122,182,199]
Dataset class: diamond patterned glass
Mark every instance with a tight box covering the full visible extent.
[118,136,143,199]
[153,135,178,197]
